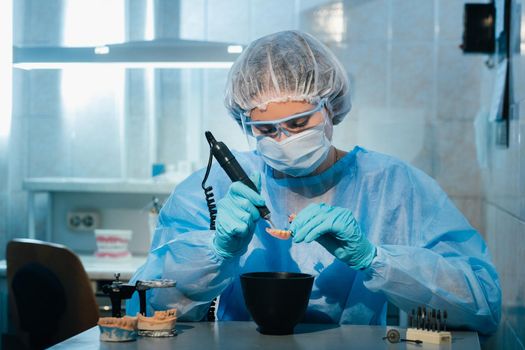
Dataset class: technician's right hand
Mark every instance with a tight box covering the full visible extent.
[213,173,266,259]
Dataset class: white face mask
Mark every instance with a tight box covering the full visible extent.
[256,123,332,177]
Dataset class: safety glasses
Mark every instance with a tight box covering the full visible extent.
[241,99,327,139]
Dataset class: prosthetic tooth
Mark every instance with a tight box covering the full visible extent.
[265,213,297,240]
[265,228,292,240]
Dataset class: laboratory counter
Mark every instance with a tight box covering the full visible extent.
[49,321,480,350]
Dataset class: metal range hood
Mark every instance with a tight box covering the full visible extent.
[13,39,244,69]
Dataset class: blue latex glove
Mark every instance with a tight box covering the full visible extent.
[213,173,266,259]
[290,203,376,270]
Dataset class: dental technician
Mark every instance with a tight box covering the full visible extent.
[127,30,501,334]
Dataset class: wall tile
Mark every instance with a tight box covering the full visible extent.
[59,67,124,178]
[0,147,6,191]
[492,206,525,344]
[7,116,28,192]
[437,44,485,121]
[202,70,247,157]
[391,43,434,112]
[61,67,124,119]
[71,112,122,178]
[300,2,346,44]
[332,111,359,151]
[125,116,150,179]
[451,196,485,236]
[0,194,7,260]
[12,69,28,117]
[434,120,482,197]
[12,0,25,46]
[28,70,62,118]
[28,117,71,178]
[157,70,189,167]
[250,0,296,41]
[484,318,525,350]
[299,0,335,11]
[485,119,521,219]
[479,63,496,113]
[518,117,525,221]
[485,201,497,249]
[391,0,434,43]
[438,0,472,44]
[157,70,184,120]
[207,0,251,44]
[179,0,206,40]
[7,191,28,240]
[342,0,388,42]
[334,107,434,176]
[512,52,525,107]
[154,0,181,39]
[510,0,525,104]
[157,112,188,167]
[22,0,63,46]
[484,203,525,349]
[126,0,150,41]
[334,42,388,109]
[126,70,148,118]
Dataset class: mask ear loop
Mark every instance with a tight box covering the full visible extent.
[240,112,255,150]
[320,102,334,142]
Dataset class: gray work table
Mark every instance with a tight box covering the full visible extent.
[49,321,480,350]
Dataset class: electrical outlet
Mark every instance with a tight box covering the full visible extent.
[67,211,101,231]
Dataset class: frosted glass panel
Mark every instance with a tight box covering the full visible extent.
[61,66,125,177]
[62,0,125,46]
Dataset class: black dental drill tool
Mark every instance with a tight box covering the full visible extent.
[204,131,274,228]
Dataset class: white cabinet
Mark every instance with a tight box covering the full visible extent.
[23,178,180,256]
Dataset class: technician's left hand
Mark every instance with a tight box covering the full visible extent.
[290,203,376,270]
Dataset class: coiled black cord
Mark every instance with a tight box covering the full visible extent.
[202,146,217,321]
[202,150,217,230]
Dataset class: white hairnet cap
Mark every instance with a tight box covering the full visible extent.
[224,30,351,126]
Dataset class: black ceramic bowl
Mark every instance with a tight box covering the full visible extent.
[240,272,314,335]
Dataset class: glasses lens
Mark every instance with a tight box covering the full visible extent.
[247,100,326,138]
[252,124,278,137]
[282,113,317,133]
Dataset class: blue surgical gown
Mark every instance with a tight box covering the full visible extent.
[126,146,501,334]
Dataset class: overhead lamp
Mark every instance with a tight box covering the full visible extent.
[13,39,243,70]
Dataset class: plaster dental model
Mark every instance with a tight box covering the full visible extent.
[137,308,178,337]
[265,228,292,240]
[98,316,138,342]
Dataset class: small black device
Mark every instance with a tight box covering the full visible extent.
[203,131,272,224]
[101,273,136,318]
[201,131,274,322]
[383,329,423,344]
[102,274,177,317]
[462,3,496,54]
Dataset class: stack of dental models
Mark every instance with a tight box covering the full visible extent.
[405,306,451,344]
[98,308,177,341]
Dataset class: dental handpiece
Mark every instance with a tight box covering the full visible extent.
[205,131,274,227]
